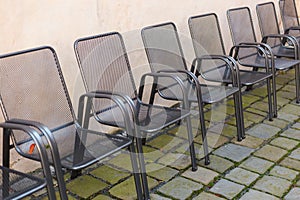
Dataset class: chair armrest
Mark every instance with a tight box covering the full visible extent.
[139,72,191,109]
[195,54,240,87]
[261,33,299,50]
[0,122,56,198]
[229,44,273,74]
[78,91,138,137]
[285,26,300,34]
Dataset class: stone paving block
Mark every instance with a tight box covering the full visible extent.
[276,96,292,107]
[248,87,268,97]
[289,148,300,160]
[195,132,229,148]
[239,189,280,200]
[263,118,290,129]
[209,179,244,199]
[241,94,261,106]
[147,134,184,152]
[277,90,296,100]
[90,165,130,184]
[182,166,219,185]
[150,194,171,200]
[107,153,134,172]
[213,144,255,162]
[158,152,191,170]
[269,166,299,181]
[285,187,300,200]
[92,195,113,200]
[280,104,300,116]
[193,192,226,200]
[158,177,203,200]
[240,156,274,174]
[270,137,298,150]
[231,135,264,149]
[205,108,227,122]
[143,146,165,163]
[246,124,280,139]
[225,167,259,186]
[175,142,213,160]
[292,123,300,129]
[226,117,254,129]
[246,107,267,117]
[280,157,300,171]
[254,145,288,162]
[147,163,179,181]
[109,176,158,200]
[253,175,292,197]
[243,111,266,123]
[281,128,300,140]
[277,112,298,122]
[282,84,296,92]
[250,100,269,111]
[209,123,237,138]
[199,155,234,173]
[67,175,108,199]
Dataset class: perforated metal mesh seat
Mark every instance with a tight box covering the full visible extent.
[0,46,143,200]
[0,166,45,200]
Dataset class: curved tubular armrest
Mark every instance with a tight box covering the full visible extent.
[229,44,271,73]
[262,34,299,49]
[5,118,67,200]
[285,26,300,34]
[149,69,206,106]
[196,54,240,87]
[78,91,137,137]
[0,122,56,200]
[139,72,191,109]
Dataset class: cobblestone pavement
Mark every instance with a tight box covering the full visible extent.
[29,69,300,199]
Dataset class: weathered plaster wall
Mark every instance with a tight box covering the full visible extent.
[0,0,295,171]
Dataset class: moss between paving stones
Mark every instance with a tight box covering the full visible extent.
[67,175,108,199]
[89,165,130,184]
[147,134,184,152]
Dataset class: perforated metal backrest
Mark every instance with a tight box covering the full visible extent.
[0,47,76,149]
[189,13,226,56]
[74,32,137,117]
[256,2,282,47]
[227,7,257,58]
[279,0,300,36]
[141,22,189,73]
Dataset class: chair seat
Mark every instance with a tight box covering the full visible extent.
[17,127,132,170]
[202,65,272,86]
[271,44,297,58]
[158,80,239,104]
[239,53,300,70]
[98,102,190,133]
[0,166,46,200]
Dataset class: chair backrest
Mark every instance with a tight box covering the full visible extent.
[256,2,282,47]
[0,47,76,155]
[141,22,189,73]
[74,32,138,117]
[227,7,257,58]
[188,13,232,82]
[189,13,226,56]
[279,0,300,35]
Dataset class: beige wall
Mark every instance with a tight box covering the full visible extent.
[0,0,296,170]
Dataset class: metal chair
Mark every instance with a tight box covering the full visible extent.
[141,23,244,145]
[279,0,300,38]
[74,32,200,200]
[227,7,300,116]
[188,13,273,123]
[0,46,144,200]
[0,123,51,199]
[256,2,300,103]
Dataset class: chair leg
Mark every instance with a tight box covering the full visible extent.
[128,142,144,200]
[197,106,210,165]
[233,93,243,141]
[185,116,198,171]
[271,73,277,118]
[267,77,274,121]
[135,137,150,200]
[237,90,245,139]
[295,64,300,104]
